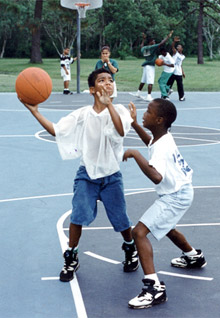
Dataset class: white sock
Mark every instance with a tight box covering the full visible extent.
[144,273,160,285]
[184,248,197,257]
[124,239,134,245]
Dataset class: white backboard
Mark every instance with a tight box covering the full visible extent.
[60,0,103,10]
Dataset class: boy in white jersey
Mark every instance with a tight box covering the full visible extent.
[167,36,186,101]
[21,68,139,283]
[123,98,206,309]
[60,47,77,95]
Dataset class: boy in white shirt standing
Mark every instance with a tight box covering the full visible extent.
[158,47,174,100]
[60,47,77,95]
[21,68,139,283]
[123,98,206,309]
[167,36,186,101]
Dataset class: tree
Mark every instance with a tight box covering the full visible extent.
[42,0,78,56]
[30,0,44,63]
[188,0,220,64]
[0,0,20,58]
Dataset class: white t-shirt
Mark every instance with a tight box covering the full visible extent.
[53,104,133,179]
[173,52,185,75]
[148,132,193,195]
[159,53,174,73]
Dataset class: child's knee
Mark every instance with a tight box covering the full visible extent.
[132,222,149,240]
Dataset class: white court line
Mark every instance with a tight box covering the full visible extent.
[158,271,213,281]
[41,277,59,280]
[84,251,121,264]
[57,210,87,318]
[1,184,220,203]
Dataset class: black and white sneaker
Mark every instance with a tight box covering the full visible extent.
[171,249,207,268]
[60,249,80,282]
[168,89,174,96]
[128,279,167,309]
[122,242,139,272]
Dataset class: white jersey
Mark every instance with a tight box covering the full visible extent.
[159,53,174,73]
[173,52,185,75]
[148,132,193,195]
[53,104,133,179]
[60,54,74,76]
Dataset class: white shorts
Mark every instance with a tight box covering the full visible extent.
[139,184,194,241]
[141,65,155,84]
[111,81,117,98]
[61,68,71,81]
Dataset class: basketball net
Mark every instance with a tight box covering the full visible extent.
[75,3,90,18]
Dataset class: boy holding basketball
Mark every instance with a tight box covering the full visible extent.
[123,99,206,309]
[158,47,174,100]
[21,68,139,282]
[60,47,77,95]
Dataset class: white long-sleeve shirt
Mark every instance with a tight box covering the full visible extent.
[53,104,133,179]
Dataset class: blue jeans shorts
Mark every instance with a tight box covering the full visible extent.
[71,166,132,232]
[140,183,194,241]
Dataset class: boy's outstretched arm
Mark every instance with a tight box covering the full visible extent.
[123,149,162,184]
[23,103,55,136]
[129,102,151,146]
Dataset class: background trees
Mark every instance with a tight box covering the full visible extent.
[0,0,220,62]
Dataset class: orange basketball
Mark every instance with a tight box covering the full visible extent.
[155,58,164,66]
[15,67,52,105]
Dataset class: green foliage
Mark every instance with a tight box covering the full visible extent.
[0,0,220,60]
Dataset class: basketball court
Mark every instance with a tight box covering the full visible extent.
[0,90,220,318]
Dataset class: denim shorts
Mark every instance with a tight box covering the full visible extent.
[140,183,194,241]
[70,166,132,232]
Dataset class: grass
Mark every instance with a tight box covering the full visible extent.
[0,57,220,92]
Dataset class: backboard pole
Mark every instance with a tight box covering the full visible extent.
[76,12,80,93]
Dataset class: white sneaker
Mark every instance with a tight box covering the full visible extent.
[128,279,167,309]
[179,96,185,101]
[171,249,207,268]
[134,90,141,98]
[168,89,173,96]
[142,94,153,102]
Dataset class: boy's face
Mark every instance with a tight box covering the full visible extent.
[64,48,70,55]
[142,101,159,130]
[90,72,114,96]
[177,45,183,53]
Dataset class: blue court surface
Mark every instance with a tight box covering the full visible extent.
[0,90,220,318]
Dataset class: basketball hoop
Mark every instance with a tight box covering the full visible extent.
[75,2,90,18]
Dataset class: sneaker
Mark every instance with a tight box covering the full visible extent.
[179,96,185,101]
[168,89,174,96]
[161,96,170,100]
[128,279,167,309]
[122,242,139,272]
[134,90,141,98]
[60,249,80,282]
[171,249,207,269]
[142,94,153,102]
[63,90,73,95]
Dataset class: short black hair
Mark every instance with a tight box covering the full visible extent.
[153,98,177,129]
[88,68,111,87]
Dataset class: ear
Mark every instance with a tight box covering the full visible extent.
[89,86,95,95]
[156,116,164,125]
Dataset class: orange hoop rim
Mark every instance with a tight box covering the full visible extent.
[75,2,90,7]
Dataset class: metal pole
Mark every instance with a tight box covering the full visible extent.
[76,12,80,93]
